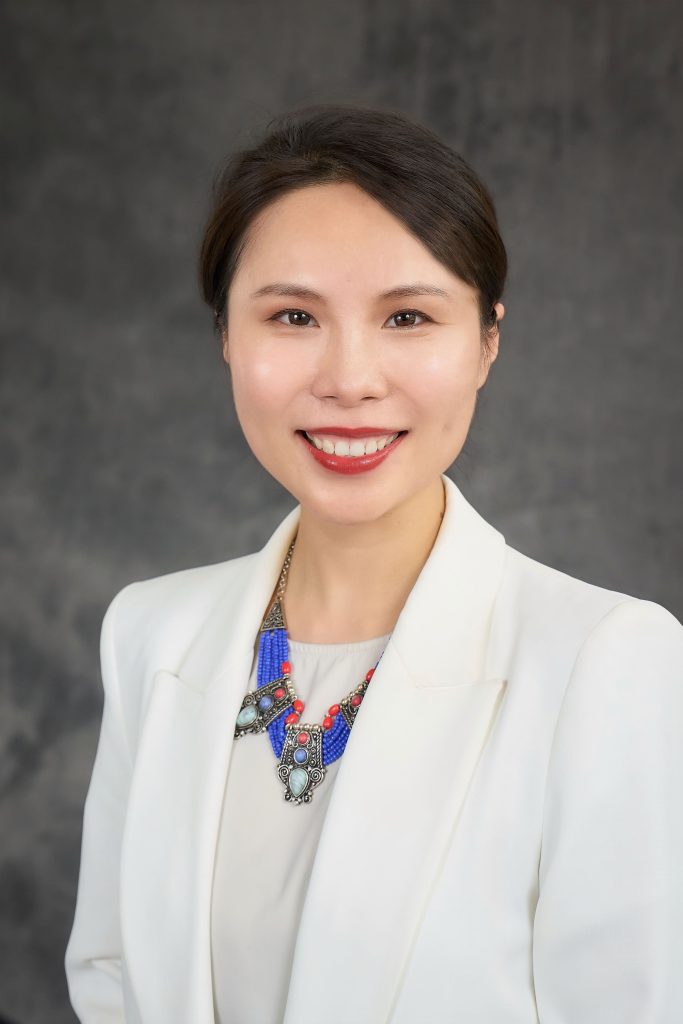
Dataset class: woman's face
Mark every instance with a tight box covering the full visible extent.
[224,182,503,526]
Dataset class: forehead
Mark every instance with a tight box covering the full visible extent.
[232,182,468,302]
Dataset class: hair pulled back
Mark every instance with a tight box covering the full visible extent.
[199,103,507,351]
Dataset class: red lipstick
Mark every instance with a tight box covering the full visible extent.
[300,426,403,438]
[297,429,407,475]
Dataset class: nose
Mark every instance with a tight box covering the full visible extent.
[309,327,390,404]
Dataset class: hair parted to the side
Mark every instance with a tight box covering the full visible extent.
[198,103,507,354]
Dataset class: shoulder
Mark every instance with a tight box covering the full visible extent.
[105,552,257,628]
[99,551,259,685]
[490,543,682,709]
[501,541,681,646]
[568,593,683,685]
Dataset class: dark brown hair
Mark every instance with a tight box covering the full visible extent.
[199,103,507,352]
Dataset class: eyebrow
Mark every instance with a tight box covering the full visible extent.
[249,282,452,302]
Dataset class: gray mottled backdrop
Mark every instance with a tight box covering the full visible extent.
[1,0,681,1020]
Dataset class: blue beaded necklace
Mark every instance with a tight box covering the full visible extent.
[234,535,386,805]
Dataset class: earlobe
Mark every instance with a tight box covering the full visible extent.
[221,329,230,366]
[477,355,494,390]
[477,330,500,390]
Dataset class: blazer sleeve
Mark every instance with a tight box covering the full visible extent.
[533,597,683,1023]
[64,583,136,1023]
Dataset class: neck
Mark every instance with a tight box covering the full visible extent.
[282,476,446,644]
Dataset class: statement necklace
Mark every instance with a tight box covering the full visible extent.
[233,535,386,805]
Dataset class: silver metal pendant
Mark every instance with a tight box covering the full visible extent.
[277,723,326,805]
[234,674,295,737]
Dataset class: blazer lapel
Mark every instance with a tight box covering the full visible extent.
[120,475,507,1024]
[121,501,303,1023]
[282,475,508,1024]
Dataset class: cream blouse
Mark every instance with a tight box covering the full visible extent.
[211,629,392,1024]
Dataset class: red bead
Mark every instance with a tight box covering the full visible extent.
[293,699,305,713]
[282,661,291,674]
[366,668,375,681]
[323,716,334,730]
[285,713,299,726]
[297,731,309,744]
[274,687,286,699]
[328,703,340,716]
[351,694,362,707]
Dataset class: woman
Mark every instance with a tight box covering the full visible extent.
[65,105,683,1023]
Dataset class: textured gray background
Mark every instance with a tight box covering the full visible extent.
[1,0,681,1020]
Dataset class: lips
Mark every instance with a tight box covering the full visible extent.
[299,426,405,438]
[297,428,408,475]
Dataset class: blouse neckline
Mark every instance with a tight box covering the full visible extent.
[287,631,392,654]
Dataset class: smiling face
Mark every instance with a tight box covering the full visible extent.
[223,181,503,526]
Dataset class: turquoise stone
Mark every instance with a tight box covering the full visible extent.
[288,767,308,797]
[236,705,258,728]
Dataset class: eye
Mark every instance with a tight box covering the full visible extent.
[385,309,432,329]
[268,308,433,329]
[269,309,318,327]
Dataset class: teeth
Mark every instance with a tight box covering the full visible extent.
[304,432,401,457]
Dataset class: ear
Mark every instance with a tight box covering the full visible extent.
[477,302,504,389]
[221,328,230,365]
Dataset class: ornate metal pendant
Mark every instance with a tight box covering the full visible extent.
[277,723,326,805]
[234,674,295,736]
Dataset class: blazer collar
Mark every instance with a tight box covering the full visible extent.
[121,474,508,1024]
[178,472,506,696]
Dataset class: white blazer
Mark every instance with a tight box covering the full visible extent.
[65,473,683,1023]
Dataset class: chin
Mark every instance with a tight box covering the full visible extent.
[300,481,411,525]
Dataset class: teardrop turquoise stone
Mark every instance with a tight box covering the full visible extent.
[288,767,308,798]
[236,705,258,728]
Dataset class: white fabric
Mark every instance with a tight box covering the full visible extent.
[64,474,683,1023]
[211,631,391,1024]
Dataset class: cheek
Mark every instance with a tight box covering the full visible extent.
[408,347,480,425]
[230,348,297,427]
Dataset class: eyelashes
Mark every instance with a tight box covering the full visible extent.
[268,308,434,330]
